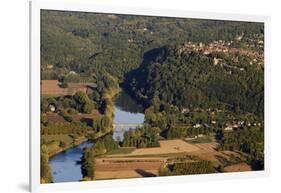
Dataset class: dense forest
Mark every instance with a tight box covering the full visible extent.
[41,10,263,82]
[124,45,264,119]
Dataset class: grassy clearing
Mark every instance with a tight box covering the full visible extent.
[45,141,61,155]
[42,134,86,156]
[42,134,73,145]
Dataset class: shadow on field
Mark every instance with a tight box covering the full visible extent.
[135,169,157,177]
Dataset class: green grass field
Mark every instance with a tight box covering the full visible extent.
[42,134,88,156]
[42,135,74,155]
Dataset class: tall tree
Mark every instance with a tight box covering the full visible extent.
[40,145,53,183]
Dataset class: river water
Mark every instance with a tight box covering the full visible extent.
[49,141,93,183]
[113,90,145,141]
[49,90,144,183]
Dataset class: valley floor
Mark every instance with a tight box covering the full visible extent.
[94,139,251,180]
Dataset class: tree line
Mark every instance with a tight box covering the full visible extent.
[81,135,118,180]
[122,126,161,148]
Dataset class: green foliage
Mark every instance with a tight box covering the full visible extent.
[73,91,94,114]
[102,135,118,151]
[59,141,67,148]
[60,82,68,88]
[125,45,264,119]
[81,147,95,179]
[122,125,160,148]
[59,110,73,122]
[92,115,111,133]
[41,122,89,136]
[42,93,95,115]
[40,145,53,183]
[218,126,264,170]
[159,160,216,176]
[41,10,263,81]
[81,134,118,179]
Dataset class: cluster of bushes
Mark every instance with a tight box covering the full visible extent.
[73,91,95,114]
[159,160,216,176]
[41,91,95,114]
[58,110,74,122]
[92,115,111,133]
[41,122,89,136]
[40,145,53,183]
[122,126,160,148]
[166,126,212,139]
[218,126,264,170]
[41,73,120,145]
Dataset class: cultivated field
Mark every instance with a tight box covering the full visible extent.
[95,157,164,179]
[106,140,227,162]
[44,111,100,125]
[95,170,158,180]
[108,139,201,157]
[41,80,68,96]
[41,80,96,96]
[224,163,252,172]
[95,139,252,180]
[188,143,226,162]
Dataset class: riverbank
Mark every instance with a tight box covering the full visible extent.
[49,140,95,183]
[48,85,148,182]
[47,136,88,157]
[90,85,121,139]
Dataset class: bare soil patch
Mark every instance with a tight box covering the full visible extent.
[41,80,68,96]
[44,111,100,125]
[188,143,228,162]
[41,80,96,96]
[95,157,164,179]
[108,139,201,157]
[95,170,158,180]
[44,112,67,123]
[224,163,252,172]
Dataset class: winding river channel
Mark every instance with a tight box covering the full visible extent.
[49,90,144,183]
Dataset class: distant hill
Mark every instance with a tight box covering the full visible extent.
[41,10,263,81]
